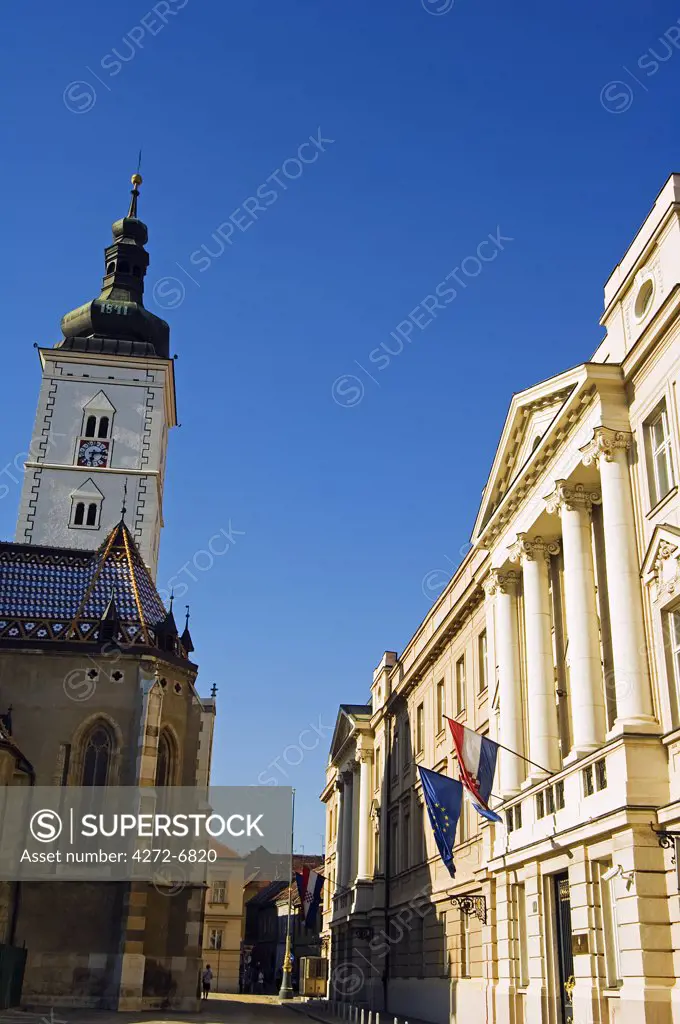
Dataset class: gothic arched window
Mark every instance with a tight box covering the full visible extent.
[155,730,176,787]
[73,502,85,526]
[85,415,97,438]
[82,723,114,786]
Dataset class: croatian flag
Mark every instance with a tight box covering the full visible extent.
[446,718,502,822]
[295,867,324,928]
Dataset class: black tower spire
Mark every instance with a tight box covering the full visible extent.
[57,170,170,359]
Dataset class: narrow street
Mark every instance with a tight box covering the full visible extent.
[0,996,306,1024]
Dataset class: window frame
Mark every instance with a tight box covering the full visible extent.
[478,630,488,694]
[415,702,425,755]
[645,401,676,507]
[211,881,227,904]
[455,655,466,715]
[598,862,622,988]
[70,493,102,531]
[436,679,445,734]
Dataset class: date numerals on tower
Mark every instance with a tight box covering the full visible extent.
[77,439,110,468]
[97,301,129,315]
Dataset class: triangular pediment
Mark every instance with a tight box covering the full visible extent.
[641,523,680,581]
[328,704,371,763]
[71,477,104,500]
[84,390,116,413]
[472,366,586,542]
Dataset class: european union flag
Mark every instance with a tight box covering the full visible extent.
[418,766,464,878]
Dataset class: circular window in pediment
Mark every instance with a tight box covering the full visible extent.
[634,278,655,321]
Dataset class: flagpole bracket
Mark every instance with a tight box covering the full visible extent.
[450,894,487,925]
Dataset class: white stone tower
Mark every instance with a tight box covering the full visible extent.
[15,173,176,579]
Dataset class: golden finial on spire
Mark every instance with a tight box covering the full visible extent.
[127,153,143,218]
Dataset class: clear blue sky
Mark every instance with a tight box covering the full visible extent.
[2,0,680,849]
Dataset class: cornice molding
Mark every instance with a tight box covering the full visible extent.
[476,382,600,547]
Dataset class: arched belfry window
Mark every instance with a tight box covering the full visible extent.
[85,415,97,438]
[82,722,114,786]
[86,503,98,526]
[97,416,109,438]
[155,730,176,787]
[73,502,85,526]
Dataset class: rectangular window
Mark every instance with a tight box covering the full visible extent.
[401,808,410,872]
[478,630,488,693]
[461,913,471,978]
[545,786,555,815]
[506,804,522,833]
[599,862,622,987]
[436,679,445,733]
[646,402,675,505]
[584,758,607,795]
[554,780,565,810]
[456,656,466,714]
[392,730,399,778]
[208,928,223,950]
[583,764,594,796]
[390,816,399,874]
[211,881,226,903]
[516,882,528,987]
[416,703,424,755]
[536,790,545,819]
[415,799,425,864]
[374,747,381,791]
[458,798,467,844]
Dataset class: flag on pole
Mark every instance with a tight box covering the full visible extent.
[418,766,464,877]
[295,866,324,928]
[446,718,502,823]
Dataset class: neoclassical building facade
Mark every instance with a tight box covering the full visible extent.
[321,173,680,1024]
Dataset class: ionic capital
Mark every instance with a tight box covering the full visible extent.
[579,426,632,467]
[508,533,560,564]
[483,569,520,597]
[544,480,601,516]
[356,745,373,765]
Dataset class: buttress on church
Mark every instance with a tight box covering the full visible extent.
[0,173,217,1010]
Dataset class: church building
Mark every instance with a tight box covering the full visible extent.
[0,173,216,1010]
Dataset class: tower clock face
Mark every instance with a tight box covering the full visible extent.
[77,439,110,468]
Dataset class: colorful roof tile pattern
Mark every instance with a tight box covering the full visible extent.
[0,519,190,658]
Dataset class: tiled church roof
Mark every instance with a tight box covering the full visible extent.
[0,519,190,659]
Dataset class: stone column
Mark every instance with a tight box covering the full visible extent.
[340,768,354,887]
[509,534,561,778]
[580,427,657,733]
[350,760,361,881]
[356,748,372,881]
[484,570,524,796]
[334,777,346,888]
[545,480,606,757]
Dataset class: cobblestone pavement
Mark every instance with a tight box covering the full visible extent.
[0,994,304,1024]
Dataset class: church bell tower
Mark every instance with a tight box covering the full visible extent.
[15,173,176,579]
